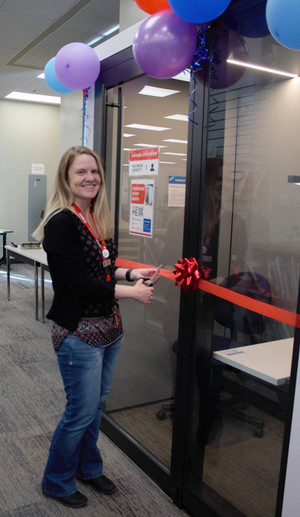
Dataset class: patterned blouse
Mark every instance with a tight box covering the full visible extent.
[51,211,123,350]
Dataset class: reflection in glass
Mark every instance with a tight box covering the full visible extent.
[105,75,189,469]
[187,17,299,517]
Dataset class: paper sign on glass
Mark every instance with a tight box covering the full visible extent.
[129,179,154,238]
[129,148,159,176]
[168,176,186,207]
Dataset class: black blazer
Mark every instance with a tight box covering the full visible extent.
[43,210,116,332]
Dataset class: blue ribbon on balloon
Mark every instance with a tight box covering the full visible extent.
[81,87,91,146]
[188,24,212,125]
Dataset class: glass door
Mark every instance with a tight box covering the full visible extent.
[102,73,190,481]
[175,5,300,517]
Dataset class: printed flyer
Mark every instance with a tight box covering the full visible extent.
[129,147,159,176]
[129,179,154,237]
[168,176,186,207]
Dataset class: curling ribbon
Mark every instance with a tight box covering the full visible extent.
[81,87,91,146]
[188,24,212,125]
[115,257,300,328]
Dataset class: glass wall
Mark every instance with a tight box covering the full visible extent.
[104,75,190,469]
[97,1,300,513]
[185,9,300,517]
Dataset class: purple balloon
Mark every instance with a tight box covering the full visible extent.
[55,42,100,90]
[133,9,198,79]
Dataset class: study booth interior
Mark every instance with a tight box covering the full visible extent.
[93,2,300,516]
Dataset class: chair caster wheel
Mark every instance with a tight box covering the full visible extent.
[254,427,264,438]
[156,409,167,420]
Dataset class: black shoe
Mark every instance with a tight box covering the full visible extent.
[79,475,115,494]
[43,489,88,508]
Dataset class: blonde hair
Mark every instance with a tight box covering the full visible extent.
[33,146,113,241]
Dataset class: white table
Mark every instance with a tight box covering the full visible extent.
[6,245,49,322]
[213,338,293,386]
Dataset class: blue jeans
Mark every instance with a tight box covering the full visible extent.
[42,334,123,497]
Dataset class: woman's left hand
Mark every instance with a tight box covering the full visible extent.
[131,268,160,284]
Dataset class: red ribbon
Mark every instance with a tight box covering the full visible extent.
[116,257,300,328]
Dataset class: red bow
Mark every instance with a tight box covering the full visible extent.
[174,258,201,292]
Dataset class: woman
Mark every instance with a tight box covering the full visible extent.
[33,146,155,509]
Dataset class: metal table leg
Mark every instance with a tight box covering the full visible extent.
[34,261,39,321]
[0,233,7,263]
[7,251,11,301]
[41,264,45,323]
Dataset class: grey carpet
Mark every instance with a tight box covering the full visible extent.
[109,402,174,469]
[0,264,188,517]
[110,397,284,517]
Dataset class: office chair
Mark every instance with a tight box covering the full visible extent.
[212,271,272,437]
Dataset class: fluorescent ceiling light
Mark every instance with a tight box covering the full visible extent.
[162,152,187,156]
[165,114,188,122]
[159,161,177,165]
[138,85,180,97]
[172,71,190,82]
[87,24,119,46]
[123,133,136,137]
[5,91,61,104]
[38,73,45,79]
[133,143,167,148]
[125,123,170,131]
[163,139,187,144]
[123,148,132,152]
[102,24,120,36]
[227,58,299,78]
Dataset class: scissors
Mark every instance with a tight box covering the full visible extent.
[143,264,162,286]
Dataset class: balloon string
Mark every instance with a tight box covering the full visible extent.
[81,87,91,146]
[188,73,199,125]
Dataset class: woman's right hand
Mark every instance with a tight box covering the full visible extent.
[133,278,154,304]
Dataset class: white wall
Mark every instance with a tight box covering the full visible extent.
[0,99,60,244]
[59,89,84,156]
[0,87,85,248]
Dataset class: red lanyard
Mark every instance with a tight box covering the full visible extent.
[71,203,111,281]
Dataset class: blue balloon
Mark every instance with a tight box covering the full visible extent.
[168,0,232,23]
[44,57,73,93]
[266,0,300,50]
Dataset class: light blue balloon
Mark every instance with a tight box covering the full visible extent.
[44,57,73,93]
[266,0,300,50]
[168,0,232,23]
